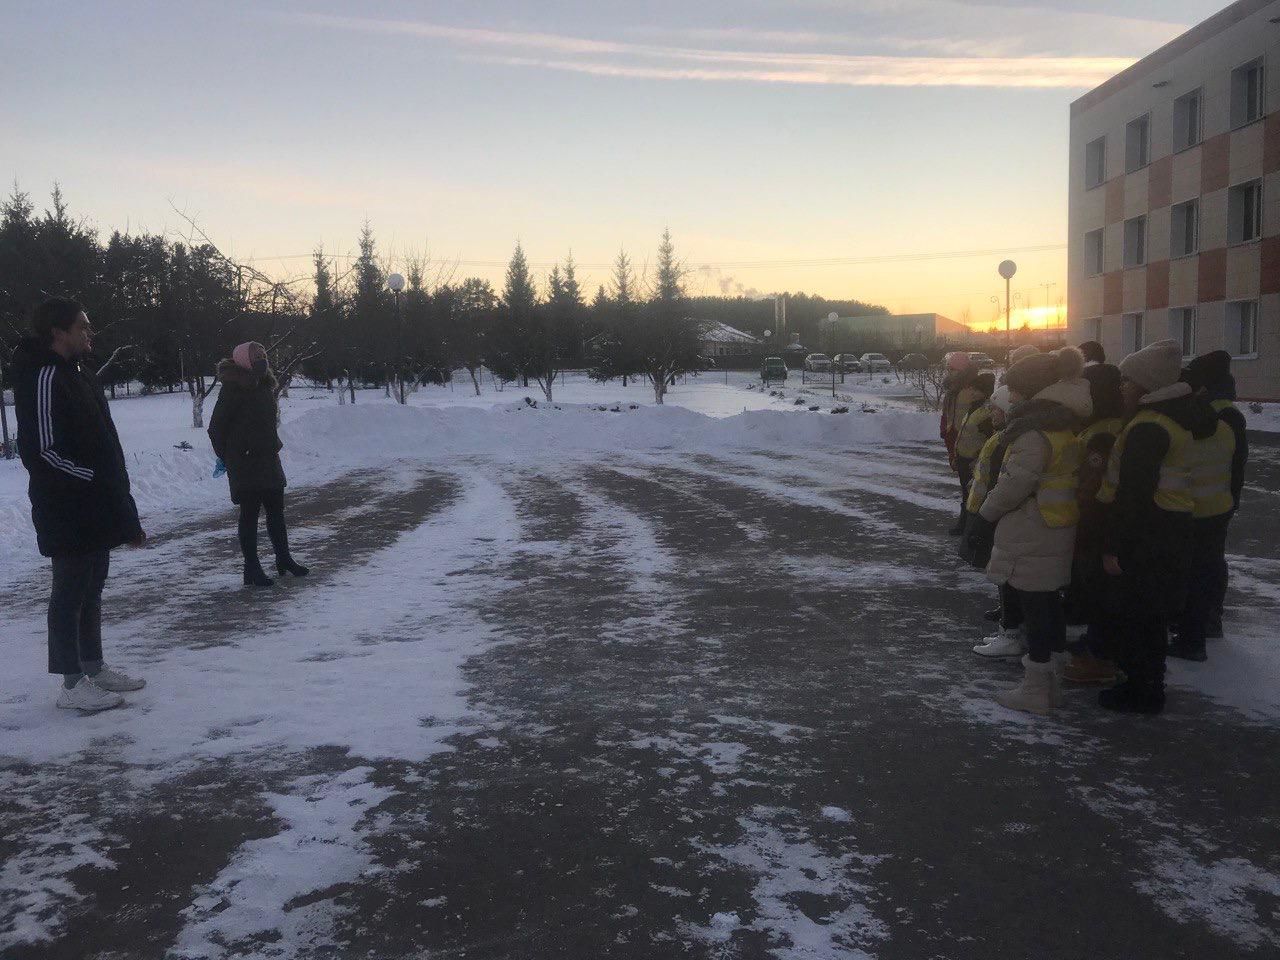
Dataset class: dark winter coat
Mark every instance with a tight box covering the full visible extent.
[207,360,286,504]
[11,338,143,557]
[1100,384,1218,619]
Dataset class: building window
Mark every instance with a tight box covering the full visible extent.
[1226,300,1259,357]
[1123,312,1145,353]
[1170,199,1199,258]
[1125,114,1150,172]
[1228,179,1263,244]
[1173,88,1202,151]
[1123,216,1147,267]
[1085,136,1106,188]
[1231,58,1265,128]
[1090,317,1103,344]
[1085,228,1104,276]
[1171,307,1196,358]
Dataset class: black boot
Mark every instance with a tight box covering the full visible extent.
[276,557,309,578]
[1098,680,1165,714]
[1168,636,1207,662]
[983,607,1002,623]
[244,561,274,587]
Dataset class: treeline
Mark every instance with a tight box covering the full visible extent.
[0,186,889,429]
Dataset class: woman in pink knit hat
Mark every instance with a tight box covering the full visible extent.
[207,342,309,586]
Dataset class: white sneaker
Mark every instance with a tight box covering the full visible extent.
[92,666,146,692]
[56,677,124,714]
[973,628,1026,659]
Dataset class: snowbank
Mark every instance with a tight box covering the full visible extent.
[0,396,937,572]
[282,401,938,464]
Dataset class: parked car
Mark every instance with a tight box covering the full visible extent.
[967,352,996,370]
[858,352,892,373]
[832,353,861,372]
[899,352,929,372]
[804,353,833,372]
[761,356,788,382]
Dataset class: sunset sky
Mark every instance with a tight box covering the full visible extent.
[4,0,1231,329]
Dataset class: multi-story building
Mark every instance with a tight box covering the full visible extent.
[1068,0,1280,400]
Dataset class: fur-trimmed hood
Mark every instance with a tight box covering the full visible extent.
[216,358,276,390]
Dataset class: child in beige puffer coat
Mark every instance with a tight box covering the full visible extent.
[967,347,1093,714]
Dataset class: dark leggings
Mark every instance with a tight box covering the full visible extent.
[956,457,974,528]
[1178,514,1231,645]
[1011,588,1065,663]
[238,489,290,564]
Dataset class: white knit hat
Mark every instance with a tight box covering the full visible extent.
[1119,339,1184,393]
[989,385,1013,413]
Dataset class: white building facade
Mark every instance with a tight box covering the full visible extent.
[1068,0,1280,400]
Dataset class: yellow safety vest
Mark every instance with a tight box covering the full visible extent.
[1097,410,1195,512]
[967,430,1004,514]
[956,405,995,459]
[1190,402,1237,518]
[1034,430,1084,528]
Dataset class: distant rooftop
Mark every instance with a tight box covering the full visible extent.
[698,321,761,344]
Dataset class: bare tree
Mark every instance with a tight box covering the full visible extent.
[168,204,309,427]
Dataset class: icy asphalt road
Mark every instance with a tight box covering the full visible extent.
[2,439,1279,959]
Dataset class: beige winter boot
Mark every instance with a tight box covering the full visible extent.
[993,656,1056,715]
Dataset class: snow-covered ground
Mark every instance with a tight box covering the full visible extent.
[1,371,1277,959]
[0,370,924,575]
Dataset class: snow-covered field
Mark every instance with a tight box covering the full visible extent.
[0,370,922,576]
[1,371,1277,959]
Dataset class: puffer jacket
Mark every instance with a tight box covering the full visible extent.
[207,359,286,504]
[10,338,143,557]
[979,378,1093,592]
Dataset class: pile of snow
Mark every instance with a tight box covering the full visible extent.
[0,395,936,573]
[282,401,937,465]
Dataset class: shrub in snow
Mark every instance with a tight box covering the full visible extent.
[1249,402,1263,414]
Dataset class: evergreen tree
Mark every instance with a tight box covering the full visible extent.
[489,243,538,387]
[450,277,497,395]
[590,248,642,386]
[636,229,703,404]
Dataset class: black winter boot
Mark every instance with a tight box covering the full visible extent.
[1098,681,1165,714]
[1168,636,1207,662]
[276,557,310,578]
[244,561,274,587]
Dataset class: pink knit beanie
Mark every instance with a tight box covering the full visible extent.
[232,342,263,370]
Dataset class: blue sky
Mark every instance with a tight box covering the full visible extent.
[3,0,1228,324]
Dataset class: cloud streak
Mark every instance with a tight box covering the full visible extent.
[290,13,1136,89]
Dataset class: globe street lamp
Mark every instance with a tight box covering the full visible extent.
[387,272,406,405]
[997,260,1017,355]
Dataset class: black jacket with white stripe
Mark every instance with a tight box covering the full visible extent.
[11,338,142,557]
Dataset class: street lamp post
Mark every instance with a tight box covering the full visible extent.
[998,260,1018,356]
[387,272,406,405]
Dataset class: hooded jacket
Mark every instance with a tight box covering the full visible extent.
[11,337,142,557]
[978,370,1093,593]
[1101,383,1218,557]
[207,359,286,504]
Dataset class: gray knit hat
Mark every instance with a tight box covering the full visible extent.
[1119,339,1184,393]
[1006,346,1085,400]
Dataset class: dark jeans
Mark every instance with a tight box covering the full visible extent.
[956,457,974,528]
[239,489,290,565]
[1178,513,1232,645]
[48,550,110,675]
[1014,588,1065,663]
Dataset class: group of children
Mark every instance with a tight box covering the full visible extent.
[939,340,1248,716]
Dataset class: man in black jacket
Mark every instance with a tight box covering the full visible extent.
[13,297,148,713]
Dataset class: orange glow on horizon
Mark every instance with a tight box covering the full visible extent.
[972,305,1067,333]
